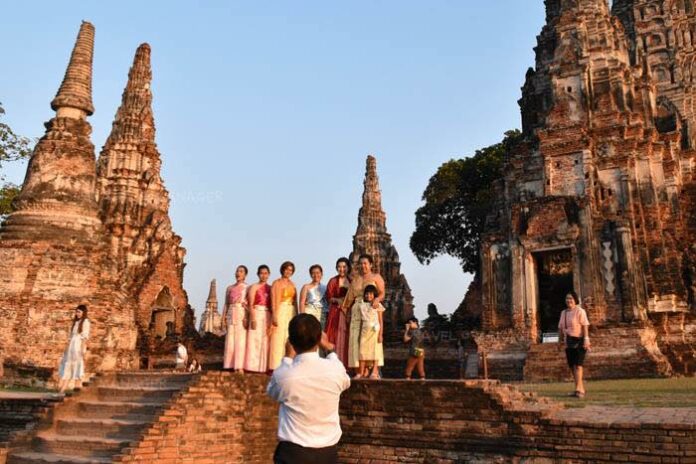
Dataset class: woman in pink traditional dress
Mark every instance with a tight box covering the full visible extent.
[268,261,297,371]
[325,257,351,367]
[222,265,249,371]
[244,265,272,373]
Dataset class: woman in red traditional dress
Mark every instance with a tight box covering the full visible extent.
[325,257,351,367]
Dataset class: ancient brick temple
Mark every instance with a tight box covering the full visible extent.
[96,43,189,345]
[0,23,190,380]
[471,0,696,379]
[349,155,414,342]
[198,279,223,335]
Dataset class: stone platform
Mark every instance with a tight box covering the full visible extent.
[3,371,696,463]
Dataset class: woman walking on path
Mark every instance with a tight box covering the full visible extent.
[325,257,351,367]
[299,264,328,326]
[244,265,272,373]
[222,265,249,371]
[268,261,298,371]
[58,304,90,393]
[558,291,591,398]
[343,254,385,375]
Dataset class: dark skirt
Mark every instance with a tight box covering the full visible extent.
[565,346,587,368]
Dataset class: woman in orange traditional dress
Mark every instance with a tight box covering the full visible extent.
[268,261,297,371]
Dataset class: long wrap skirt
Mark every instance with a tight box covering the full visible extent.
[244,306,270,373]
[268,301,296,370]
[223,303,247,369]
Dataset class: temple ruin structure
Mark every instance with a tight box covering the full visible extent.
[349,155,415,342]
[96,42,189,345]
[0,23,191,380]
[471,0,696,380]
[199,279,223,336]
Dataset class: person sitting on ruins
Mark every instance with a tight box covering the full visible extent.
[267,313,350,464]
[58,304,91,393]
[558,291,591,398]
[175,341,188,371]
[188,358,202,373]
[403,316,426,380]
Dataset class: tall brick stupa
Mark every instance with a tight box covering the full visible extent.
[96,43,189,340]
[0,22,139,374]
[349,155,414,342]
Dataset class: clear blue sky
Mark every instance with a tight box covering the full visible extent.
[1,1,545,321]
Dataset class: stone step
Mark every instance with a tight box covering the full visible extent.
[96,386,179,403]
[33,433,131,459]
[98,371,194,388]
[8,451,111,464]
[55,418,147,440]
[75,400,162,420]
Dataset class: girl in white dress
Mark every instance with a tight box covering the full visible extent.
[58,305,90,393]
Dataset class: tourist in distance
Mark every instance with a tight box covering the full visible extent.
[403,317,426,380]
[175,341,188,371]
[357,285,385,379]
[244,265,272,373]
[188,358,202,373]
[343,254,386,376]
[299,264,328,326]
[267,314,350,464]
[222,265,249,372]
[57,304,91,393]
[269,261,298,371]
[325,257,351,367]
[558,291,591,398]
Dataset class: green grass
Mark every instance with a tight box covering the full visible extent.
[519,377,696,408]
[0,385,54,393]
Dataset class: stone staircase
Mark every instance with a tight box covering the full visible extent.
[7,371,195,464]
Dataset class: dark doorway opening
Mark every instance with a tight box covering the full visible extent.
[534,248,574,336]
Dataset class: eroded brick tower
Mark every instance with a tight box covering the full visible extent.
[475,0,696,379]
[350,155,414,342]
[0,22,139,375]
[96,43,190,342]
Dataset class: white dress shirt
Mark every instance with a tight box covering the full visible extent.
[267,351,351,448]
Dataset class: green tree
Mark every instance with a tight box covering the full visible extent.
[410,130,521,274]
[0,102,33,218]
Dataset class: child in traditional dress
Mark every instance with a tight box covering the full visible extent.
[358,285,384,379]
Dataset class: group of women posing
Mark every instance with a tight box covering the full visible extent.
[222,254,387,377]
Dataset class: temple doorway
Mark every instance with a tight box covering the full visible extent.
[533,248,574,336]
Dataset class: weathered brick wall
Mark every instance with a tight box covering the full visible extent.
[339,380,696,463]
[0,396,59,464]
[114,372,277,463]
[0,398,53,442]
[108,373,696,464]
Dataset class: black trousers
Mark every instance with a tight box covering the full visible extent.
[273,441,338,464]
